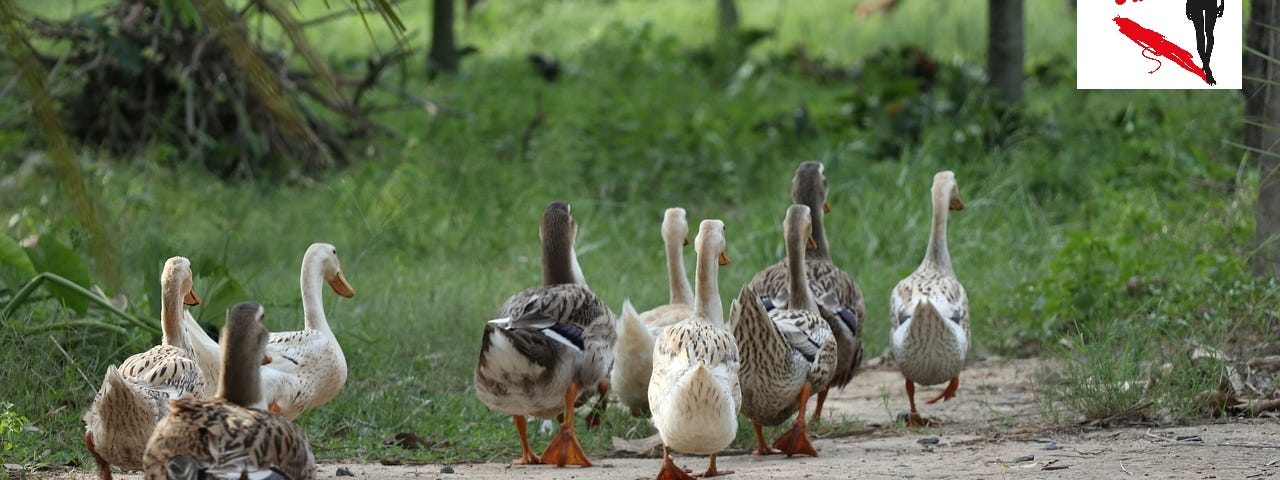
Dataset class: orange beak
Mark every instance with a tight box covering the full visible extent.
[950,196,966,211]
[262,355,273,365]
[823,202,831,214]
[683,236,690,247]
[806,236,818,251]
[718,252,731,266]
[184,290,201,306]
[328,271,356,298]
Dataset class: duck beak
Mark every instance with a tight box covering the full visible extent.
[328,271,356,298]
[950,195,966,211]
[184,290,201,306]
[806,235,818,251]
[718,252,731,265]
[823,202,831,214]
[261,355,272,365]
[683,236,690,247]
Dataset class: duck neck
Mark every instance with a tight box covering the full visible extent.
[542,239,585,286]
[923,188,953,271]
[160,281,188,350]
[692,248,722,324]
[786,233,814,311]
[300,258,331,334]
[666,238,694,305]
[218,343,263,407]
[807,204,831,260]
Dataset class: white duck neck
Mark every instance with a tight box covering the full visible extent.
[300,254,332,334]
[923,184,953,272]
[692,244,722,324]
[666,234,694,306]
[160,275,188,350]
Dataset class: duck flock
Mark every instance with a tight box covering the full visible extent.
[82,162,969,480]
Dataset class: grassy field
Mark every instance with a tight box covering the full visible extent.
[0,0,1268,470]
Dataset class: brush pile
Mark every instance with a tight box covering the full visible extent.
[20,0,404,178]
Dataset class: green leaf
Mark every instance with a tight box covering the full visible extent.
[190,263,247,326]
[0,232,36,290]
[23,236,93,314]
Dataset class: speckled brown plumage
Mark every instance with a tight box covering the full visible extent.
[84,257,204,479]
[143,303,315,480]
[733,205,836,457]
[748,162,865,421]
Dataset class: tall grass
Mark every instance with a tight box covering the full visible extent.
[0,0,1266,468]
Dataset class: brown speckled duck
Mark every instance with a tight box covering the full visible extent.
[890,171,969,427]
[143,302,315,480]
[649,219,739,480]
[84,257,203,480]
[732,204,837,457]
[748,161,865,423]
[613,207,695,416]
[181,243,356,419]
[474,201,616,467]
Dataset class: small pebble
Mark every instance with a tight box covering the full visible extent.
[1043,442,1062,450]
[917,436,940,445]
[1176,435,1203,442]
[336,466,355,476]
[1011,455,1035,463]
[440,465,454,474]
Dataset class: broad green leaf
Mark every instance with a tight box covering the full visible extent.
[191,263,247,327]
[24,236,93,314]
[0,232,36,290]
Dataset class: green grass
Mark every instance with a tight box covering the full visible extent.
[0,0,1270,470]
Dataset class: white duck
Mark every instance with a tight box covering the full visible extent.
[890,170,969,427]
[648,219,739,480]
[143,302,315,480]
[84,257,203,480]
[613,207,695,416]
[181,243,355,419]
[474,202,616,468]
[731,204,837,457]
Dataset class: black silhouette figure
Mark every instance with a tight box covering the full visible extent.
[1187,0,1224,85]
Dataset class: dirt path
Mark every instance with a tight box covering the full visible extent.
[41,358,1280,479]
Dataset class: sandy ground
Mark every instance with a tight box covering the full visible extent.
[34,357,1280,479]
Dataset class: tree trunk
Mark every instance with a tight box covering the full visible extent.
[987,0,1024,105]
[429,0,458,75]
[1252,0,1280,278]
[717,0,739,41]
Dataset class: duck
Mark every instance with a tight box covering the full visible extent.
[648,219,740,480]
[181,243,356,419]
[474,201,617,467]
[142,302,315,480]
[613,207,695,417]
[890,170,969,427]
[747,161,865,423]
[731,204,837,457]
[83,256,204,480]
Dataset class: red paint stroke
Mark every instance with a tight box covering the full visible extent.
[1113,16,1206,83]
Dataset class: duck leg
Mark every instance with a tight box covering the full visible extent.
[696,453,733,478]
[585,380,609,429]
[655,445,695,480]
[771,382,819,457]
[512,415,541,465]
[751,421,779,455]
[810,387,830,423]
[903,379,935,427]
[925,377,959,404]
[85,431,113,480]
[540,382,592,467]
